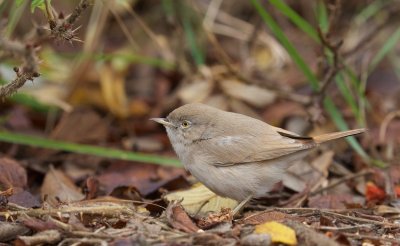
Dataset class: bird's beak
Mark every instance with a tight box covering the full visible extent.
[150,118,176,128]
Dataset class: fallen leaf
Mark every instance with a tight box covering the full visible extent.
[99,64,129,118]
[22,218,58,232]
[242,211,293,225]
[0,158,27,193]
[164,183,238,216]
[178,80,214,104]
[51,108,108,144]
[166,200,200,233]
[375,205,400,215]
[97,162,187,197]
[308,194,355,209]
[255,221,297,245]
[220,80,276,107]
[198,208,233,229]
[8,190,41,208]
[41,167,84,206]
[365,182,386,202]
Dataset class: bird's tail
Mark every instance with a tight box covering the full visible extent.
[313,128,366,144]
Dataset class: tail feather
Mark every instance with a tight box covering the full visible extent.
[313,128,366,144]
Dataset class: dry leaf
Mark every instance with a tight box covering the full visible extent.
[242,211,292,225]
[198,208,233,229]
[178,80,214,104]
[255,221,297,245]
[97,162,187,197]
[365,182,386,202]
[166,200,200,233]
[375,205,400,215]
[41,167,84,206]
[51,108,108,144]
[164,183,237,216]
[0,158,27,193]
[99,65,129,118]
[220,80,276,107]
[308,194,355,209]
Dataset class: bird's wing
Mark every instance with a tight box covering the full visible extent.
[198,128,316,167]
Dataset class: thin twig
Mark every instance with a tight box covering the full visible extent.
[342,232,400,244]
[310,169,371,196]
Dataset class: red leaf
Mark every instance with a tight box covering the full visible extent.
[365,182,386,202]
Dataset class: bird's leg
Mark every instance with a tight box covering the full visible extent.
[233,195,252,215]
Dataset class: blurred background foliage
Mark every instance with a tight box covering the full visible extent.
[0,0,400,167]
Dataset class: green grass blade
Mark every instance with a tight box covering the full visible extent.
[370,26,400,71]
[335,74,360,121]
[355,0,386,25]
[182,6,204,66]
[6,0,27,36]
[0,131,182,167]
[269,0,319,42]
[251,0,319,90]
[94,53,175,70]
[315,0,329,34]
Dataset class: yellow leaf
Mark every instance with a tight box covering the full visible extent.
[255,221,297,245]
[164,183,237,216]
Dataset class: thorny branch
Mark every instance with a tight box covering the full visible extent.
[46,0,90,42]
[0,25,39,99]
[0,0,90,99]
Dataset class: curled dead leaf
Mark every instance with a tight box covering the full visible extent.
[178,80,214,104]
[164,183,237,216]
[220,80,276,107]
[166,200,200,233]
[41,167,84,206]
[0,158,27,193]
[198,208,233,229]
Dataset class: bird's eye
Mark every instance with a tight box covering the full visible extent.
[181,120,191,128]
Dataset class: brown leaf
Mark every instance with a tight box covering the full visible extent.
[84,177,100,200]
[50,108,108,144]
[41,167,84,206]
[97,162,187,197]
[0,158,27,193]
[241,211,293,225]
[198,208,233,229]
[178,80,214,104]
[8,190,41,208]
[308,194,355,209]
[22,218,58,232]
[166,201,199,233]
[220,80,276,107]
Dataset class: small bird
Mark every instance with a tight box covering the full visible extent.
[152,103,365,208]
